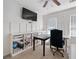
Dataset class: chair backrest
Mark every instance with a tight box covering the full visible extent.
[50,29,63,48]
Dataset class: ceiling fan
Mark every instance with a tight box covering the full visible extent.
[43,0,61,7]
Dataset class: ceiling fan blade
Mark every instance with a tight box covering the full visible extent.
[43,1,48,7]
[52,0,61,6]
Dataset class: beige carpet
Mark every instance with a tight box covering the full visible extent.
[5,45,67,59]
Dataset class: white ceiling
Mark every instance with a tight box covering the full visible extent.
[16,0,73,13]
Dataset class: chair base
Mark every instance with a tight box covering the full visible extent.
[50,47,64,57]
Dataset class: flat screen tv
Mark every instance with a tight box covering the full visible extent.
[22,7,37,21]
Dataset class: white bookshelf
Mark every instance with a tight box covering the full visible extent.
[9,32,40,56]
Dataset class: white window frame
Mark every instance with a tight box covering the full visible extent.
[70,15,76,37]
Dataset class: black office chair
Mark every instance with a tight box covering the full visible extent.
[50,29,64,57]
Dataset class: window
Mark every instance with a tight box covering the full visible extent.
[47,17,57,34]
[70,15,76,37]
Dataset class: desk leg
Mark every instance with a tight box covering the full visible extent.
[43,41,45,56]
[31,33,32,46]
[65,39,68,58]
[41,41,43,45]
[33,38,35,51]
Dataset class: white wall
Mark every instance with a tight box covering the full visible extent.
[43,7,76,36]
[3,0,43,56]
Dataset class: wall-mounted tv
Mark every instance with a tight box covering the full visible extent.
[22,7,37,21]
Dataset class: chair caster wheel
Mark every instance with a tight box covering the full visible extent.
[62,55,64,57]
[53,53,55,56]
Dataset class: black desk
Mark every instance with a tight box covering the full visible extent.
[33,34,50,56]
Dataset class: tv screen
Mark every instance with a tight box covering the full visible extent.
[22,7,37,21]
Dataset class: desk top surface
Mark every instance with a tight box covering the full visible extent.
[33,34,50,40]
[33,34,70,41]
